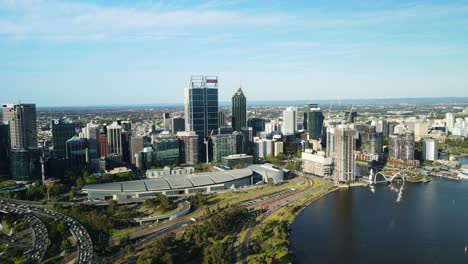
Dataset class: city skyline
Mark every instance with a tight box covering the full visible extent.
[1,0,468,106]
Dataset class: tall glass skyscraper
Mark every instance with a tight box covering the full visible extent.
[231,87,246,132]
[184,75,219,138]
[0,122,10,177]
[52,118,75,159]
[10,148,41,182]
[305,104,324,140]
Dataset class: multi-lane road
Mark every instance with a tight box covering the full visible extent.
[0,198,94,264]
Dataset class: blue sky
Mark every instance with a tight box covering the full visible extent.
[0,0,467,106]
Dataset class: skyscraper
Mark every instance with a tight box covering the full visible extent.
[211,134,236,162]
[231,87,246,132]
[99,133,108,158]
[52,118,75,159]
[163,113,170,131]
[388,131,415,161]
[2,103,38,149]
[247,118,265,137]
[422,138,438,161]
[10,148,41,182]
[85,122,101,160]
[66,136,87,172]
[171,117,185,133]
[0,122,10,177]
[107,122,122,163]
[305,104,324,140]
[282,107,297,135]
[446,113,455,133]
[333,125,355,182]
[184,75,219,138]
[177,131,199,164]
[130,135,144,165]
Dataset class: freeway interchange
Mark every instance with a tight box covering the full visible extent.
[0,198,93,264]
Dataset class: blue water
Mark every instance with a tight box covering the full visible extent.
[291,175,468,263]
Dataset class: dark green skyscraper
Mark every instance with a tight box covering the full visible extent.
[305,104,324,140]
[52,119,75,159]
[231,87,246,132]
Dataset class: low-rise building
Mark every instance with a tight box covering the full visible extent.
[221,154,254,168]
[301,150,333,177]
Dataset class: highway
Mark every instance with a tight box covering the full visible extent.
[0,204,49,263]
[0,198,94,264]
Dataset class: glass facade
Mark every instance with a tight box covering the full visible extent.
[154,139,180,167]
[247,118,265,137]
[66,136,87,172]
[232,88,246,132]
[211,135,236,162]
[0,123,10,177]
[52,119,75,159]
[10,148,41,182]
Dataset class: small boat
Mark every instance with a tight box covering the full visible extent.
[465,245,467,252]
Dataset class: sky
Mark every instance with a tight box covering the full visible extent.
[0,0,468,106]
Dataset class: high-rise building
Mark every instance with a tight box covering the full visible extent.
[241,127,254,155]
[184,75,219,138]
[130,135,144,165]
[247,118,265,137]
[107,122,122,163]
[232,131,246,154]
[422,138,438,161]
[171,117,185,133]
[273,141,284,156]
[446,113,455,133]
[177,131,199,164]
[282,107,297,135]
[99,133,108,158]
[388,131,415,161]
[121,121,132,133]
[211,134,236,162]
[231,87,246,132]
[2,103,38,149]
[154,138,180,167]
[305,104,324,140]
[0,122,10,177]
[333,125,355,182]
[66,136,86,172]
[162,113,170,131]
[52,118,75,159]
[254,139,266,160]
[10,148,41,182]
[85,122,101,160]
[218,111,226,128]
[121,131,131,164]
[360,125,383,156]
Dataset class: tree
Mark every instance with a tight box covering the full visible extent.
[107,200,118,215]
[158,194,172,212]
[61,239,72,252]
[203,241,229,264]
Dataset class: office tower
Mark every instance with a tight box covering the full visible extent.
[66,136,86,172]
[218,111,226,128]
[121,131,131,164]
[130,135,144,165]
[305,104,324,140]
[85,122,100,160]
[303,112,308,130]
[52,118,75,159]
[184,75,219,138]
[283,134,298,155]
[121,121,132,133]
[2,103,38,149]
[154,138,180,167]
[171,117,185,133]
[99,133,108,158]
[231,87,246,132]
[254,139,266,160]
[177,131,199,164]
[162,113,170,131]
[0,122,10,177]
[10,148,41,182]
[211,134,236,162]
[388,131,415,161]
[107,122,122,163]
[232,131,246,154]
[241,127,254,155]
[333,125,355,182]
[345,111,358,123]
[326,127,335,157]
[282,107,297,135]
[414,122,430,140]
[265,139,274,157]
[422,138,438,161]
[247,118,265,137]
[446,113,455,132]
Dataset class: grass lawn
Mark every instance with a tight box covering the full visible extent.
[111,226,141,238]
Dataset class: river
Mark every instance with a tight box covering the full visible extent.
[291,156,468,264]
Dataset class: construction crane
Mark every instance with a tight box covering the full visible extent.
[204,130,214,164]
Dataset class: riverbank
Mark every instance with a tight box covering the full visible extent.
[246,180,339,263]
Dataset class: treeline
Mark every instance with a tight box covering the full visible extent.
[0,183,66,201]
[137,207,251,264]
